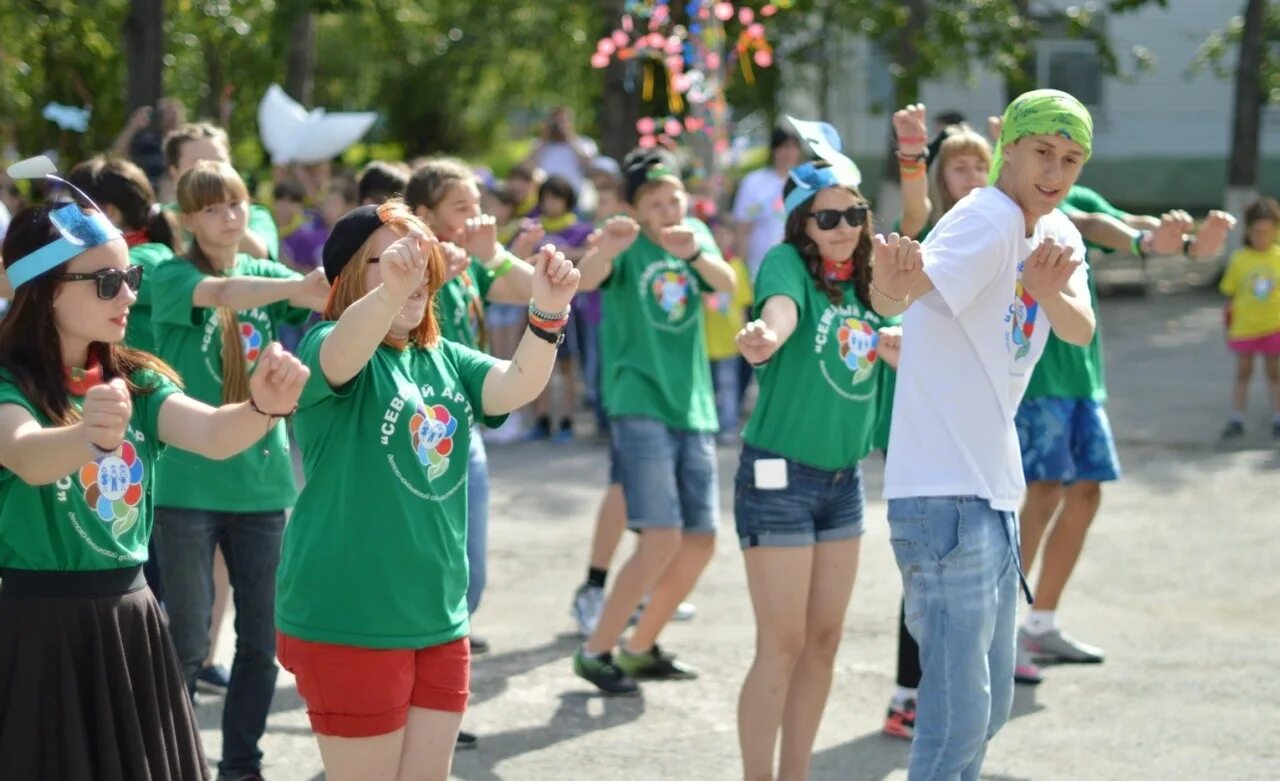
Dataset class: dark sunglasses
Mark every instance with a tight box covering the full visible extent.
[59,265,143,300]
[809,206,869,231]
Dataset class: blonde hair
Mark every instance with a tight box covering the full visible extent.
[176,160,254,404]
[323,199,446,350]
[930,125,993,224]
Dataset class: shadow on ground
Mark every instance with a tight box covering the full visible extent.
[810,685,1043,781]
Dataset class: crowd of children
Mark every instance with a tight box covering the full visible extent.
[0,85,1262,781]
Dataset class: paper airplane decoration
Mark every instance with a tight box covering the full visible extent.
[258,84,377,165]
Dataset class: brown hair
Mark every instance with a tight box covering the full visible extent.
[164,122,230,171]
[1245,197,1280,227]
[176,161,253,404]
[67,155,180,251]
[0,205,180,425]
[323,200,446,350]
[782,166,874,308]
[404,159,487,349]
[930,125,993,224]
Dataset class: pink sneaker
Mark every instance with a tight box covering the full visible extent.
[1015,642,1043,685]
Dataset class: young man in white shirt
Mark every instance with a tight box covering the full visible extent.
[868,89,1097,780]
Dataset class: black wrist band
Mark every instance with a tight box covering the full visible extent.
[749,357,771,368]
[249,398,297,419]
[527,322,565,346]
[683,249,702,264]
[1183,235,1194,256]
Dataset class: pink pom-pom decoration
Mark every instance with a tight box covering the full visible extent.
[705,52,722,70]
[665,36,683,55]
[762,4,778,16]
[636,117,657,135]
[753,49,773,68]
[672,73,692,92]
[739,7,755,24]
[612,30,629,47]
[597,38,617,55]
[638,134,658,149]
[714,2,734,22]
[665,119,684,137]
[748,23,765,39]
[622,14,633,32]
[591,52,611,69]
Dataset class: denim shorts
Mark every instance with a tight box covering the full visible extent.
[610,416,719,534]
[1015,397,1121,484]
[733,444,865,550]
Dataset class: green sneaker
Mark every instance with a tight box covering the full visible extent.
[573,649,640,695]
[616,645,699,681]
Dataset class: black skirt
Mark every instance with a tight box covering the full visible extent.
[0,567,210,780]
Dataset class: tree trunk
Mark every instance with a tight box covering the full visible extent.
[284,11,317,106]
[598,0,640,161]
[201,34,225,124]
[122,0,164,112]
[1225,0,1267,253]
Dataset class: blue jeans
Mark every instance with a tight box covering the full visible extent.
[710,357,741,433]
[733,444,864,549]
[887,497,1021,781]
[466,430,489,615]
[610,415,719,534]
[152,507,284,778]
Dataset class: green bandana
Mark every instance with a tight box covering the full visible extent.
[989,89,1093,185]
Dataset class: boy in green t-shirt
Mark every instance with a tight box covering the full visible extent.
[570,149,738,694]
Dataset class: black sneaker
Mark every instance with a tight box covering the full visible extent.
[469,635,490,654]
[1222,419,1245,439]
[455,730,478,750]
[572,648,640,695]
[616,644,699,680]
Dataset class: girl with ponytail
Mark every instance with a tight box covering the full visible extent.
[150,160,331,781]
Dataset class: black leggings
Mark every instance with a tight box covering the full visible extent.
[896,599,922,689]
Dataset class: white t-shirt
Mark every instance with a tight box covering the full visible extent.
[732,167,786,278]
[535,138,598,193]
[884,187,1089,511]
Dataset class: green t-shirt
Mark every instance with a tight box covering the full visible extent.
[125,242,174,355]
[600,218,720,432]
[0,369,180,571]
[1024,185,1113,402]
[741,244,898,469]
[276,322,505,648]
[434,256,497,350]
[151,254,309,511]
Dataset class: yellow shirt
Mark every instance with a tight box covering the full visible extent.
[1220,245,1280,339]
[703,258,753,361]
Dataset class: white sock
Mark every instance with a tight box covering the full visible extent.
[892,686,917,705]
[1024,610,1057,635]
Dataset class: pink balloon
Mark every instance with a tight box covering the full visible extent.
[739,7,755,24]
[705,52,722,70]
[753,49,773,68]
[714,2,734,22]
[612,30,629,47]
[762,4,778,16]
[591,52,611,69]
[636,117,657,135]
[638,134,658,149]
[748,23,765,38]
[665,119,684,137]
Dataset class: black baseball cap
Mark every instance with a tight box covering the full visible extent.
[321,204,385,283]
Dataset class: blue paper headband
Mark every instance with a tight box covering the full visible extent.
[4,156,123,289]
[782,116,863,217]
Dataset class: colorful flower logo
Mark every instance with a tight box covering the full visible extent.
[652,270,689,322]
[409,404,457,481]
[79,441,144,539]
[837,317,879,380]
[1251,271,1275,301]
[240,322,263,362]
[1008,281,1039,360]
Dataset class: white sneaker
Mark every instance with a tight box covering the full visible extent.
[628,598,697,625]
[571,583,605,637]
[1020,626,1105,664]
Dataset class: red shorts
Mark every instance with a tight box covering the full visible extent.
[277,632,471,737]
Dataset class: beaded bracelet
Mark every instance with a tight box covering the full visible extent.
[528,313,569,330]
[870,281,908,304]
[897,135,927,146]
[249,397,297,420]
[528,300,571,321]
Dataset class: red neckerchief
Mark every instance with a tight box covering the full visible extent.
[123,230,149,248]
[66,358,105,396]
[823,258,854,282]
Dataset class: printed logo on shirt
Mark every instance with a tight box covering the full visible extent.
[409,403,458,482]
[377,382,472,502]
[815,305,881,400]
[79,440,145,539]
[640,261,698,332]
[202,307,275,383]
[1250,270,1275,301]
[1004,272,1039,362]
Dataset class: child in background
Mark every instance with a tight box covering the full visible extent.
[273,179,328,273]
[527,176,596,442]
[703,217,753,445]
[1220,196,1280,438]
[320,175,358,230]
[485,182,534,444]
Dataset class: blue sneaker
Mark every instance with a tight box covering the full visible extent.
[196,663,230,695]
[553,427,574,444]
